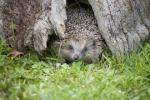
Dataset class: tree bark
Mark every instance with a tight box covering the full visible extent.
[1,0,66,52]
[0,0,4,39]
[88,0,150,56]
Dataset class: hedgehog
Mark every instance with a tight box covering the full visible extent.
[52,6,104,63]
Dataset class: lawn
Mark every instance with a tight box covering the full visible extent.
[0,40,150,100]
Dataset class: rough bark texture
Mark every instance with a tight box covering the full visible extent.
[88,0,150,56]
[0,0,4,39]
[3,0,42,50]
[2,0,66,52]
[32,0,67,52]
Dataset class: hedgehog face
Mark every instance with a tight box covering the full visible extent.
[55,38,99,63]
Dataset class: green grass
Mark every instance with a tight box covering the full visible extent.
[0,40,150,100]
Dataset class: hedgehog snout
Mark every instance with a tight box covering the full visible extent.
[73,54,80,60]
[72,52,82,61]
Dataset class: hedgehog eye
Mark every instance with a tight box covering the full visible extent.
[92,40,96,47]
[83,47,88,52]
[68,45,73,50]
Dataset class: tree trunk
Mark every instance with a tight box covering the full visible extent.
[1,0,66,52]
[0,0,149,56]
[88,0,150,56]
